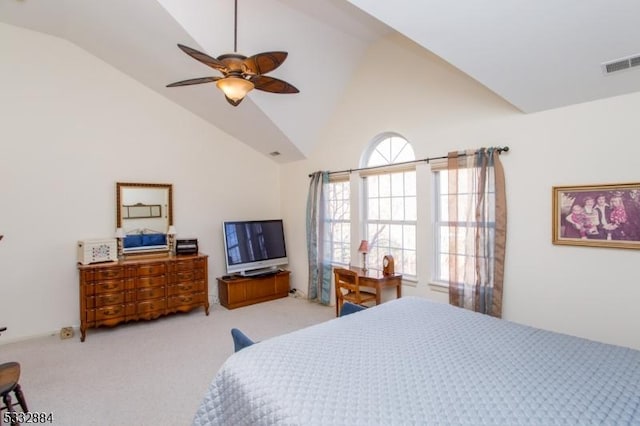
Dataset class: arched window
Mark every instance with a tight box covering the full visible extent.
[362,133,416,168]
[361,133,416,277]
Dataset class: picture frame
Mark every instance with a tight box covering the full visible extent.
[552,183,640,249]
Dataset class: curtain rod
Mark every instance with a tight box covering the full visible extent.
[308,146,509,178]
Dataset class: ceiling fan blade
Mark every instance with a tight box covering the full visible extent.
[250,75,299,94]
[177,44,228,73]
[243,52,288,75]
[166,76,221,87]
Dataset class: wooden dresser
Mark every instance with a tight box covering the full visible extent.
[78,253,209,341]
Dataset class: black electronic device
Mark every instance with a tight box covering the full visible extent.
[176,238,198,255]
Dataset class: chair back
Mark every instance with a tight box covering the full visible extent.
[334,268,362,298]
[230,328,255,352]
[339,302,367,317]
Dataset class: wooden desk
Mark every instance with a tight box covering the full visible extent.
[344,266,402,307]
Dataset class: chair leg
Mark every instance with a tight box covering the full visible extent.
[3,392,17,426]
[14,384,28,412]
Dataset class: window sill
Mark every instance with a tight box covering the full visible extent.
[400,277,417,287]
[428,281,449,293]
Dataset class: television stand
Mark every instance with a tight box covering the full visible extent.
[217,270,290,309]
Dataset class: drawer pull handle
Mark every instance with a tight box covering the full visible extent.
[103,308,120,316]
[101,283,118,290]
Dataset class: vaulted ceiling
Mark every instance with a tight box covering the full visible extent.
[3,0,640,163]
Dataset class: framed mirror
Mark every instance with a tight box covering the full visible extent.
[116,182,173,254]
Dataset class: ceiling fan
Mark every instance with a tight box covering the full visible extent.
[166,0,299,107]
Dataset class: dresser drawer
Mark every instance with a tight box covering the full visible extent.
[137,299,166,314]
[169,293,203,308]
[138,275,167,288]
[174,270,196,283]
[94,280,125,294]
[138,263,166,276]
[168,281,203,295]
[89,304,136,322]
[173,259,196,271]
[94,267,124,280]
[137,286,165,301]
[95,292,125,308]
[95,304,126,321]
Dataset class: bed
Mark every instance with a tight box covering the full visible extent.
[193,297,640,425]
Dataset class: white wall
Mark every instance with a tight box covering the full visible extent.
[0,23,282,342]
[281,33,640,350]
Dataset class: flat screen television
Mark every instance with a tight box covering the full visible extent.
[222,219,288,276]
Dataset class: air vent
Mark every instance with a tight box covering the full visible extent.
[602,53,640,75]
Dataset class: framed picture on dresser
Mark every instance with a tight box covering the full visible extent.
[552,182,640,249]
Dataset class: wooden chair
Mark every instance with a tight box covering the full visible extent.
[0,328,28,425]
[0,362,28,424]
[334,268,377,317]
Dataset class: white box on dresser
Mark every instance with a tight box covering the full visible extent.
[77,238,118,265]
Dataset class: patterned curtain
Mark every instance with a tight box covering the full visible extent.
[306,171,332,305]
[448,148,506,317]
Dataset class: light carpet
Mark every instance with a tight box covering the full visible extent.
[0,297,334,426]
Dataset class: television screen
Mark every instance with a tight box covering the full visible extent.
[223,219,288,275]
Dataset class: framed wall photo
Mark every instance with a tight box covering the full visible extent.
[552,183,640,249]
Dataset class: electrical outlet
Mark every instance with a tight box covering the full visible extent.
[60,327,74,340]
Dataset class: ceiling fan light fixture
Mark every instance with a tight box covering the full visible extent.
[216,76,254,102]
[167,0,298,106]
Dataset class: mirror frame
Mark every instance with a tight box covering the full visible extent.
[116,183,173,255]
[116,182,173,229]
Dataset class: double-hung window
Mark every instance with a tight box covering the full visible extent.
[361,134,416,278]
[326,176,351,266]
[431,161,496,285]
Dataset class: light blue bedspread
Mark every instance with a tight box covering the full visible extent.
[193,297,640,425]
